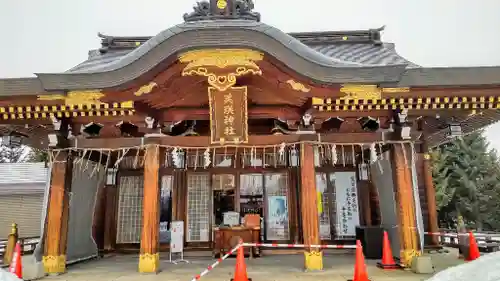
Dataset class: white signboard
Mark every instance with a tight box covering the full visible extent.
[223,211,240,226]
[170,221,184,253]
[334,172,360,237]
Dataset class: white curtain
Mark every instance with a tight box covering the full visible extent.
[66,160,105,264]
[370,151,401,258]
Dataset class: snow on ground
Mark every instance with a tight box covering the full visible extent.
[0,268,22,281]
[427,251,500,281]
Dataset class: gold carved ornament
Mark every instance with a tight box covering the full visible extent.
[286,79,311,93]
[134,82,158,97]
[339,84,411,100]
[38,90,105,105]
[138,252,160,273]
[42,255,66,274]
[178,49,263,91]
[217,0,227,9]
[340,85,382,100]
[178,49,262,144]
[304,250,323,271]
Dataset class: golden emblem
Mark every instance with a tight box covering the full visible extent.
[179,49,263,91]
[134,82,157,96]
[217,0,227,9]
[286,79,311,93]
[38,90,105,105]
[340,84,381,100]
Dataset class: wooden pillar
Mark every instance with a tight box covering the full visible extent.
[103,185,118,252]
[359,181,372,226]
[299,143,322,270]
[391,143,420,267]
[43,151,72,274]
[139,145,160,273]
[422,143,439,246]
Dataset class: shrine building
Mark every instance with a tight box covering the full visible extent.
[1,0,500,275]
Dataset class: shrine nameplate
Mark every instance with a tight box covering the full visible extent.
[209,86,248,144]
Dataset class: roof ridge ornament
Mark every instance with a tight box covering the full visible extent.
[183,0,260,22]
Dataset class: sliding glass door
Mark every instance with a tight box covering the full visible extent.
[239,172,290,241]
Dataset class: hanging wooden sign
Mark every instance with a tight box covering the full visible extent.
[208,86,249,144]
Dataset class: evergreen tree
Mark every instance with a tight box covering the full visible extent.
[25,147,49,163]
[0,145,25,163]
[432,130,500,231]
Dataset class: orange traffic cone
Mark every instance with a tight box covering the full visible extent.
[377,231,400,269]
[230,241,251,281]
[348,240,370,281]
[465,231,480,262]
[9,241,22,279]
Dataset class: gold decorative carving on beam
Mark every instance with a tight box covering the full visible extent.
[382,87,410,93]
[286,79,311,93]
[340,85,381,100]
[134,82,158,96]
[178,49,263,91]
[37,90,105,105]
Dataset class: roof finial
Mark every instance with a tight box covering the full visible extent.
[183,0,260,22]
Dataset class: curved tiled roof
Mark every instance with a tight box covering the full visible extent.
[35,20,409,90]
[67,24,416,73]
[69,37,417,73]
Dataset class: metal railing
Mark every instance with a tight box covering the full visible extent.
[0,236,40,258]
[433,228,500,253]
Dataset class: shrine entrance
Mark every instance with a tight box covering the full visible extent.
[184,149,298,249]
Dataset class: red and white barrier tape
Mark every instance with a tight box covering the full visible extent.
[424,232,490,237]
[189,242,357,281]
[189,243,242,281]
[242,242,356,249]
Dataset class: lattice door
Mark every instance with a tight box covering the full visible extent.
[186,173,211,242]
[116,175,143,243]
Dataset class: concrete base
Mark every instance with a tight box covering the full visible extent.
[411,256,434,274]
[21,255,46,280]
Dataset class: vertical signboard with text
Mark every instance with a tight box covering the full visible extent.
[208,86,248,144]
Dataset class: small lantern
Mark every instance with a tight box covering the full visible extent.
[400,125,412,140]
[446,122,462,139]
[106,168,118,185]
[1,131,27,148]
[289,147,299,167]
[358,163,369,181]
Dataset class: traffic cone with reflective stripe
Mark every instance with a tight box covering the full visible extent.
[348,240,370,281]
[9,241,22,279]
[377,231,400,269]
[231,240,251,281]
[466,231,480,261]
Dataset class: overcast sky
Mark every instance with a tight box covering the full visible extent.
[1,0,500,150]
